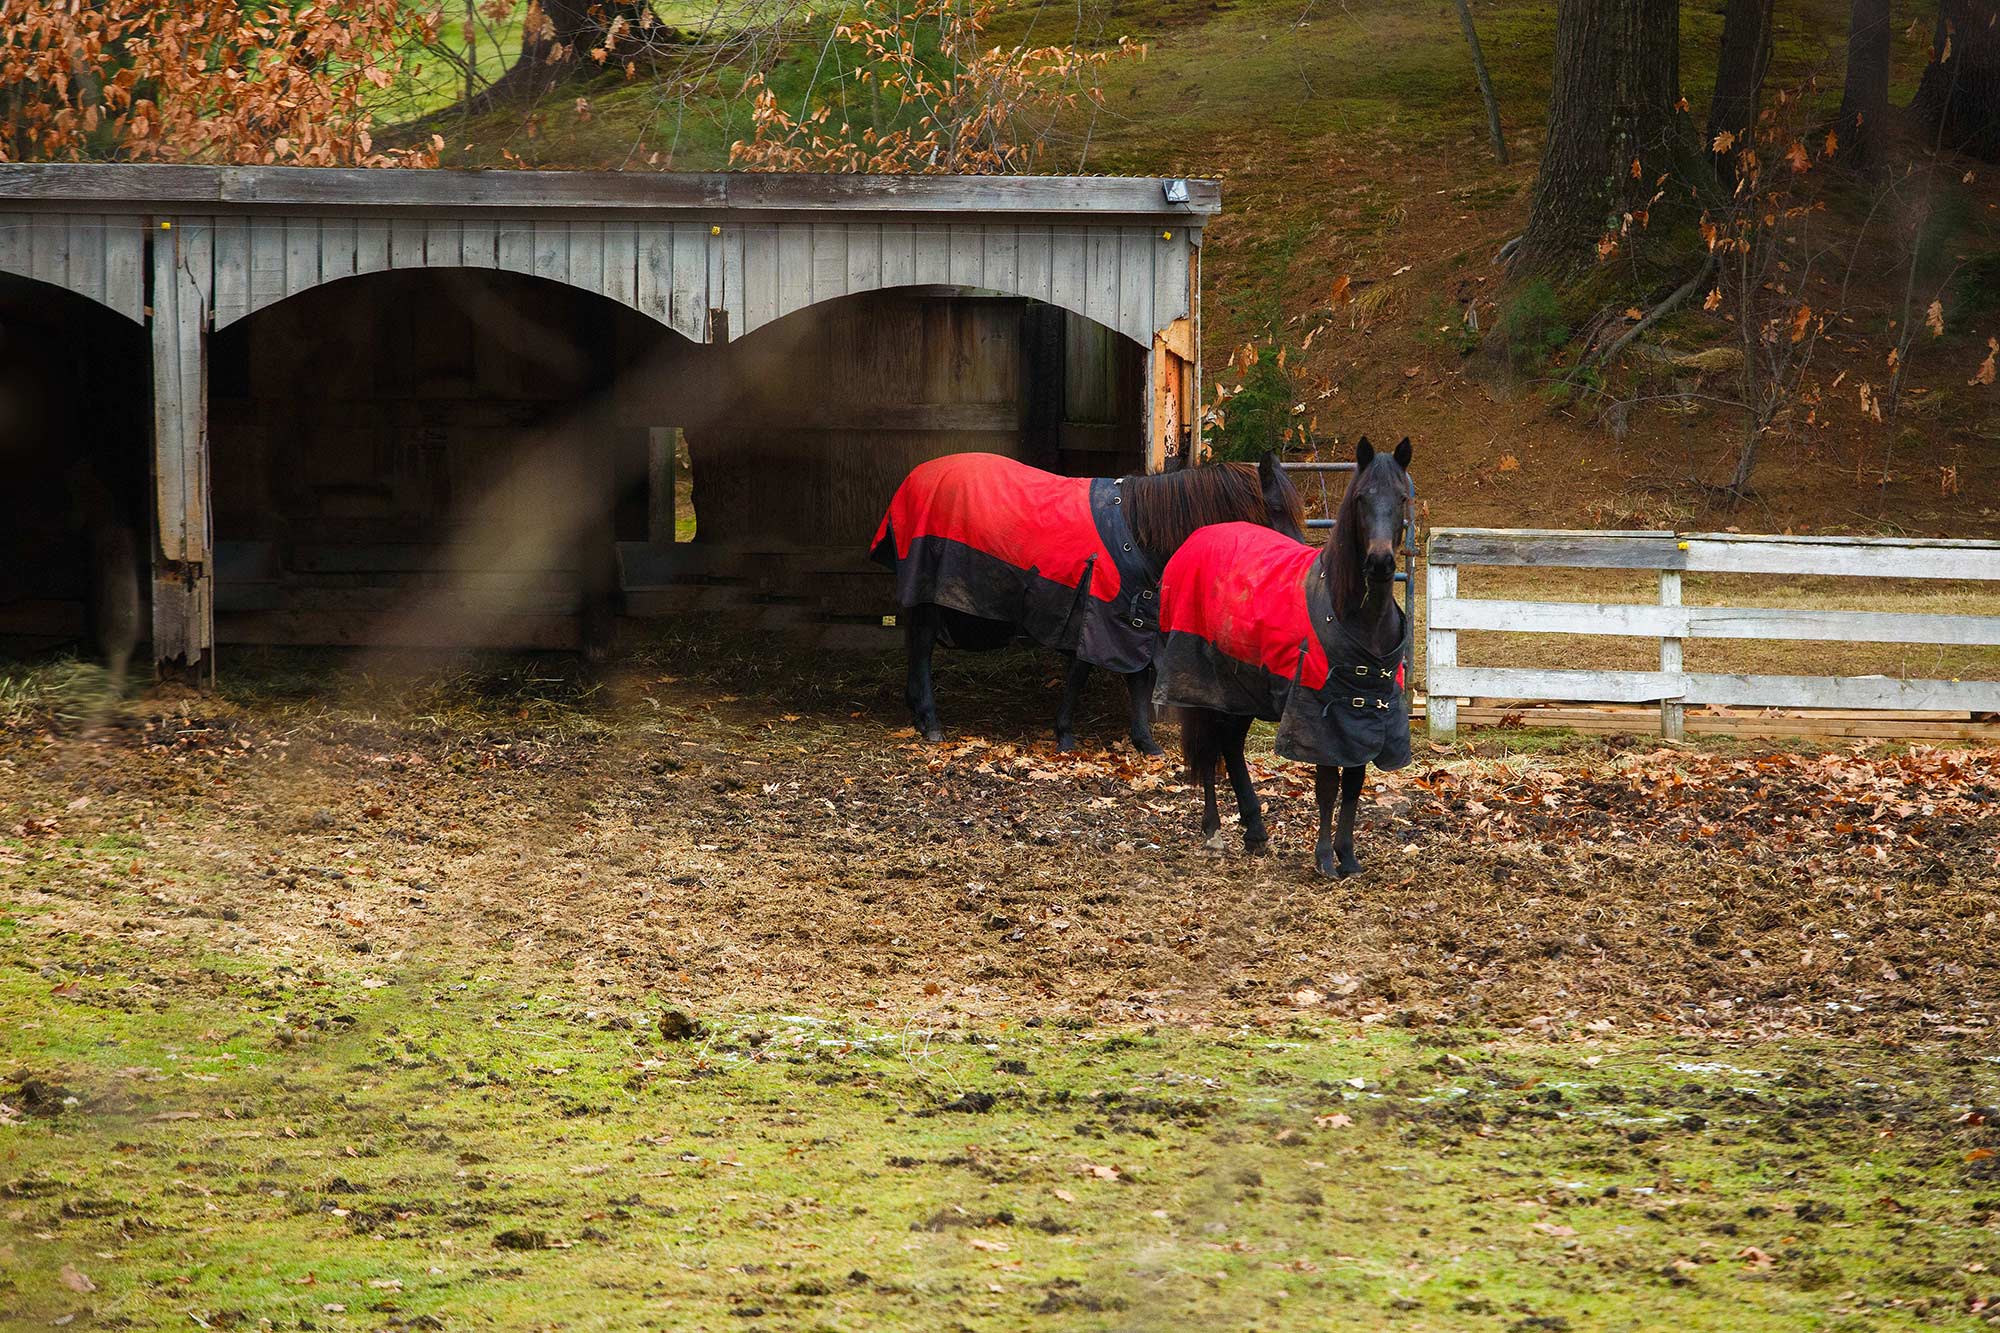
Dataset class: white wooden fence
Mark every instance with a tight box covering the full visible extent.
[1424,529,2000,739]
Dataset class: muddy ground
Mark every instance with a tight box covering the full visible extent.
[3,628,1995,1043]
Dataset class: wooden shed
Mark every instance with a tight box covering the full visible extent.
[0,165,1220,670]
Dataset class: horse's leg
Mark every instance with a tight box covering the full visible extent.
[1054,653,1090,752]
[903,606,945,742]
[1220,715,1268,853]
[1182,709,1224,845]
[1124,666,1165,757]
[1332,763,1366,878]
[1314,765,1339,878]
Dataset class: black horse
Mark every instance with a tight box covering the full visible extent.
[1159,437,1413,877]
[872,451,1304,754]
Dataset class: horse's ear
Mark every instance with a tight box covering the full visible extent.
[1355,435,1375,468]
[1393,436,1412,469]
[1256,450,1285,497]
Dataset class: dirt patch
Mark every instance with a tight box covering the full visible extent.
[2,644,1993,1043]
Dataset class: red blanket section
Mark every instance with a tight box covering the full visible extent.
[1159,522,1331,689]
[873,453,1122,603]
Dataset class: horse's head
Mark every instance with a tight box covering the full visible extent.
[1255,451,1308,542]
[1326,435,1413,617]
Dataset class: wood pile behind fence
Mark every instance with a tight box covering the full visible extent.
[1423,529,2000,742]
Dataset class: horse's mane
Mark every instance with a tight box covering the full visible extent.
[1325,465,1367,622]
[1123,461,1303,563]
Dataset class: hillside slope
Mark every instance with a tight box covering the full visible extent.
[409,0,1999,538]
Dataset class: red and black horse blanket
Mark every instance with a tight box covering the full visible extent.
[1156,521,1412,770]
[870,452,1160,673]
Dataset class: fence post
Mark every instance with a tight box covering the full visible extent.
[1659,568,1684,740]
[1425,556,1457,740]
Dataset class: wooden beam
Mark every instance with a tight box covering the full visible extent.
[0,164,1222,220]
[1427,665,2000,713]
[1427,597,2000,646]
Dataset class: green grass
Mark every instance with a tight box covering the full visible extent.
[4,928,1997,1331]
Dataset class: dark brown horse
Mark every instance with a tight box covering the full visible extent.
[875,452,1304,754]
[1165,437,1412,876]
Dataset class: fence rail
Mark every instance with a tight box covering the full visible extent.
[1424,528,2000,739]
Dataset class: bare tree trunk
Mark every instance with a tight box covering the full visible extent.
[1912,0,2000,160]
[1453,0,1510,164]
[1837,0,1893,168]
[1513,0,1701,277]
[1707,0,1774,185]
[438,0,671,118]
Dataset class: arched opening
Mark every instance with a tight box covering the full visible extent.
[0,275,149,668]
[676,286,1146,624]
[209,268,694,652]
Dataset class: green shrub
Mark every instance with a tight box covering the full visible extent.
[1496,278,1570,371]
[1208,346,1309,462]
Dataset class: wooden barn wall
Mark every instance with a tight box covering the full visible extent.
[683,291,1141,555]
[208,270,666,645]
[0,213,148,323]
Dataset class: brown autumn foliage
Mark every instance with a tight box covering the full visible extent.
[0,0,443,166]
[728,0,1142,174]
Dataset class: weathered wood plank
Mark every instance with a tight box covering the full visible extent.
[1017,225,1052,304]
[1431,527,2000,579]
[67,213,106,309]
[603,221,638,310]
[284,215,320,298]
[1424,565,1458,737]
[103,217,146,323]
[981,224,1018,297]
[460,219,497,269]
[28,213,68,287]
[424,218,465,267]
[0,212,25,279]
[704,221,726,340]
[567,219,604,296]
[948,225,982,288]
[845,222,881,298]
[811,221,847,306]
[776,222,816,320]
[1428,665,2000,712]
[880,221,916,289]
[531,218,564,283]
[248,216,288,316]
[1428,597,2000,646]
[355,217,392,275]
[1084,228,1118,333]
[636,222,672,327]
[1049,228,1088,323]
[391,217,425,271]
[741,223,780,332]
[1,163,1224,218]
[913,224,951,286]
[1118,227,1152,343]
[1153,232,1190,327]
[1429,530,1688,570]
[150,214,214,667]
[494,217,534,275]
[318,216,358,285]
[1682,534,2000,580]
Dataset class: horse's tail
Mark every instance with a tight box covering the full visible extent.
[1177,706,1222,783]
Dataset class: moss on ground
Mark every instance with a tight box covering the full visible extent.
[3,929,1996,1331]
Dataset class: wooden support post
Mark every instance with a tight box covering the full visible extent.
[1150,316,1195,473]
[1425,559,1458,739]
[1659,568,1684,740]
[150,217,214,679]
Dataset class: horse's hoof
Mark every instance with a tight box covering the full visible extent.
[1203,829,1228,851]
[1056,733,1078,753]
[1245,837,1271,858]
[1134,739,1166,758]
[922,726,945,743]
[1315,843,1338,877]
[1337,856,1363,879]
